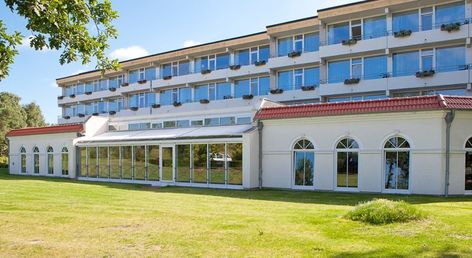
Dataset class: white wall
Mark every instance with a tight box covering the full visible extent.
[8,132,77,178]
[260,110,461,195]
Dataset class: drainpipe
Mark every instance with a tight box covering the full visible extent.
[444,110,455,197]
[257,120,264,189]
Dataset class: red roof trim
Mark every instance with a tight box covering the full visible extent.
[6,123,84,137]
[254,95,472,121]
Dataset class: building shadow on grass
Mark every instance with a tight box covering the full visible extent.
[331,244,462,258]
[1,169,472,206]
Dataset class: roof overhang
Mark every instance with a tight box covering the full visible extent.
[6,123,84,137]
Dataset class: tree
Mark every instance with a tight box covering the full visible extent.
[0,0,119,81]
[23,102,46,127]
[0,92,26,157]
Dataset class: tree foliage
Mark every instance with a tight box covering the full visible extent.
[0,0,119,81]
[0,92,46,160]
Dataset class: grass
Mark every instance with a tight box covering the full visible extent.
[0,168,471,257]
[345,199,426,224]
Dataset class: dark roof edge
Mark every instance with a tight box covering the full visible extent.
[266,15,318,28]
[317,0,372,12]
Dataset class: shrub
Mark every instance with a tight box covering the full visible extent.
[345,199,425,225]
[0,156,8,168]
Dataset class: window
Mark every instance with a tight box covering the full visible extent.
[121,146,132,179]
[109,146,120,179]
[351,58,362,79]
[393,10,419,32]
[79,147,87,177]
[336,138,359,188]
[191,120,204,127]
[85,82,93,93]
[129,70,139,84]
[384,136,410,191]
[161,63,172,78]
[328,22,349,45]
[216,53,230,70]
[87,147,98,177]
[220,117,235,126]
[195,55,216,72]
[277,37,293,56]
[435,2,465,26]
[293,139,314,186]
[236,117,251,125]
[258,76,270,96]
[278,67,319,90]
[363,16,387,39]
[328,60,350,83]
[61,147,68,176]
[99,79,107,91]
[216,82,231,100]
[163,121,176,128]
[195,84,209,101]
[177,120,190,128]
[209,144,225,184]
[436,46,465,72]
[234,79,250,98]
[145,67,157,80]
[147,145,160,181]
[393,51,419,77]
[227,143,243,185]
[160,89,172,106]
[294,35,303,52]
[98,147,109,178]
[176,145,191,182]
[421,7,433,31]
[47,146,54,175]
[178,60,190,76]
[277,70,293,91]
[351,20,362,40]
[76,83,85,95]
[20,147,26,173]
[179,87,192,103]
[193,144,207,183]
[134,146,145,180]
[304,33,319,52]
[421,49,434,71]
[465,137,472,191]
[109,75,123,89]
[33,146,39,174]
[278,34,318,56]
[204,118,219,126]
[364,55,387,80]
[235,49,250,66]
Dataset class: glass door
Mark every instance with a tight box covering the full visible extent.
[160,146,174,182]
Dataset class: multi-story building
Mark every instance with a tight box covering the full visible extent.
[7,0,472,195]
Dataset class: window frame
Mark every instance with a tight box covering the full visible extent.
[383,136,411,193]
[335,137,360,190]
[292,138,315,188]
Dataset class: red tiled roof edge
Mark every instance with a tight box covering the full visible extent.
[6,123,84,137]
[254,95,472,121]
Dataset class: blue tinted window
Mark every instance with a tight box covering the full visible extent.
[160,90,172,106]
[161,64,171,78]
[145,68,156,80]
[129,95,138,108]
[304,67,319,87]
[146,93,155,106]
[278,37,293,57]
[179,61,190,75]
[393,10,419,32]
[108,101,117,112]
[220,117,235,126]
[235,79,250,98]
[99,80,107,91]
[85,82,93,93]
[436,2,464,25]
[109,78,118,89]
[179,87,192,103]
[236,49,250,66]
[197,57,209,72]
[328,22,349,45]
[328,60,350,83]
[436,46,465,72]
[363,16,387,39]
[195,85,208,101]
[237,117,251,125]
[277,70,293,91]
[76,84,85,95]
[216,82,231,100]
[85,104,94,115]
[259,45,270,61]
[304,33,319,52]
[364,95,387,100]
[205,118,219,126]
[129,70,139,84]
[98,101,107,113]
[393,51,419,77]
[433,88,468,95]
[259,77,270,96]
[364,55,387,80]
[216,53,230,70]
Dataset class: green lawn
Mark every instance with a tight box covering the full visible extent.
[0,168,471,257]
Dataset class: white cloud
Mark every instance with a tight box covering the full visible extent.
[109,46,149,60]
[183,40,202,48]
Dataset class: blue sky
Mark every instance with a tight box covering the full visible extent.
[0,0,357,124]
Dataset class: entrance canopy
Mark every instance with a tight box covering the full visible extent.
[76,124,254,145]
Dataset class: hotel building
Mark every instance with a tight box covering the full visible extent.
[7,0,472,195]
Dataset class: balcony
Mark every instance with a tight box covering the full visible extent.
[268,51,320,70]
[268,85,321,102]
[320,36,387,59]
[319,65,470,97]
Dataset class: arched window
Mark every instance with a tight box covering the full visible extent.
[293,139,315,187]
[33,146,39,174]
[384,136,410,191]
[465,137,472,191]
[20,147,26,173]
[47,146,54,175]
[336,138,359,188]
[61,147,69,176]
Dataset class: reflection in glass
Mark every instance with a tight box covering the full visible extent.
[80,148,87,177]
[162,147,173,181]
[337,152,358,188]
[176,145,191,182]
[121,146,132,179]
[134,146,146,180]
[210,144,225,184]
[193,144,207,183]
[294,152,314,186]
[227,143,243,185]
[98,147,109,178]
[109,146,120,179]
[393,51,419,77]
[147,146,160,181]
[328,22,349,44]
[385,151,409,190]
[88,147,97,177]
[393,10,419,32]
[328,60,350,83]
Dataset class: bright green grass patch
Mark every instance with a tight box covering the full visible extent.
[0,168,472,257]
[345,199,426,224]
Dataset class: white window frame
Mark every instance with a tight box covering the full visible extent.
[383,136,411,194]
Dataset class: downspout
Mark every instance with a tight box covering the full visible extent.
[257,120,264,189]
[444,110,455,197]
